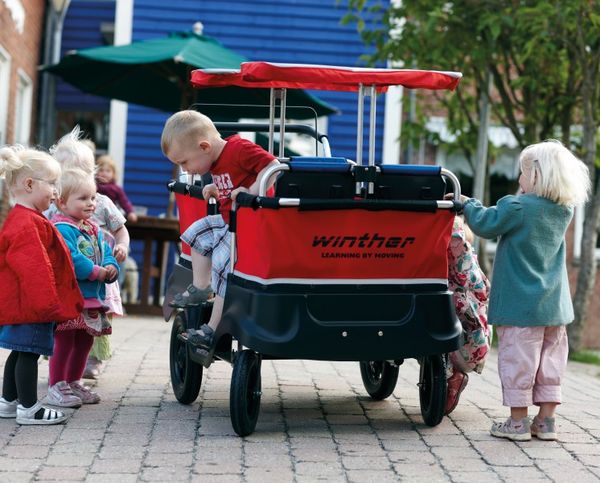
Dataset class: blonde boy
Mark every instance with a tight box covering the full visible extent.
[161,110,278,348]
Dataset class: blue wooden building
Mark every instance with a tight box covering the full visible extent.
[55,0,401,300]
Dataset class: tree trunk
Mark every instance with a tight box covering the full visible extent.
[568,65,599,352]
[569,185,600,352]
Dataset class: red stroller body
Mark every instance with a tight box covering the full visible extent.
[165,62,464,436]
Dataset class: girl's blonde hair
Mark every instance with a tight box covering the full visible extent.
[0,145,61,190]
[96,154,118,179]
[50,126,96,174]
[519,139,591,206]
[161,110,220,155]
[59,168,96,203]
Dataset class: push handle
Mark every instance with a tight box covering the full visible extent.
[167,180,219,215]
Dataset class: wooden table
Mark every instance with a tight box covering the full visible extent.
[124,215,180,316]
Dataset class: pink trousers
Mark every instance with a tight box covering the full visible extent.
[496,325,568,407]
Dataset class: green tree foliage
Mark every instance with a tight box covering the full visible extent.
[343,0,600,350]
[342,0,579,168]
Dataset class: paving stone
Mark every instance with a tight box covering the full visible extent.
[1,444,50,458]
[45,452,95,467]
[85,474,138,483]
[190,475,241,483]
[36,466,88,480]
[193,461,243,475]
[346,469,401,483]
[0,472,36,483]
[90,458,142,474]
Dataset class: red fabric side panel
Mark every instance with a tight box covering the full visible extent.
[235,209,454,281]
[175,194,207,256]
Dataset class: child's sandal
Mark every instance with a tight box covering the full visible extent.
[169,284,213,308]
[16,401,68,425]
[184,324,214,349]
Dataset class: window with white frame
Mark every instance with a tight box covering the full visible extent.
[14,69,32,145]
[0,45,11,145]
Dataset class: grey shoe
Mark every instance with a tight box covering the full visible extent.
[0,396,18,418]
[491,417,531,441]
[169,284,213,308]
[184,324,215,349]
[531,416,557,441]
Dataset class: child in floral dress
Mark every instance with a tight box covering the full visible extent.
[445,216,491,415]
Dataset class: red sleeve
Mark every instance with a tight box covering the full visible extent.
[236,138,276,175]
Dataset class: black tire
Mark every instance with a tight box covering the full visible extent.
[230,350,262,437]
[359,361,399,400]
[419,354,447,426]
[169,312,202,404]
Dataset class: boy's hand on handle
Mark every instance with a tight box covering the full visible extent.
[202,183,219,201]
[113,243,128,263]
[231,186,250,202]
[127,212,138,223]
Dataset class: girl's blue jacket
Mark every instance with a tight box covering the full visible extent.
[53,218,119,302]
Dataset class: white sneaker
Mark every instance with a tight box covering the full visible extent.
[46,381,82,408]
[0,396,18,418]
[16,401,68,425]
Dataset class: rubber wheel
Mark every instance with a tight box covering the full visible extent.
[230,350,262,437]
[419,354,447,426]
[359,361,399,400]
[169,312,202,404]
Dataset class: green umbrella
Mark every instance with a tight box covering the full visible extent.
[44,31,337,119]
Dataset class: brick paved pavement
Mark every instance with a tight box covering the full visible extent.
[1,315,599,482]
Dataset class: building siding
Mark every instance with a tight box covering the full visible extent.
[56,1,115,112]
[125,0,386,217]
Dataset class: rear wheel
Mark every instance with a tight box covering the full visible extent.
[419,354,446,426]
[230,350,262,437]
[359,361,399,400]
[169,312,202,404]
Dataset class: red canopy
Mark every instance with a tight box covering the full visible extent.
[191,62,462,92]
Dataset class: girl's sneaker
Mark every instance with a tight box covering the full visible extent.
[531,416,558,441]
[46,381,82,408]
[0,397,18,418]
[490,417,531,441]
[69,382,101,404]
[16,401,68,425]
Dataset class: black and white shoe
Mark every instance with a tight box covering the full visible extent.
[16,401,68,425]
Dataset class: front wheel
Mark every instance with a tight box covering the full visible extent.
[169,312,203,404]
[359,361,399,400]
[418,354,446,426]
[230,350,262,437]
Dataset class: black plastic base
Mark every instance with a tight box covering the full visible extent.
[219,274,461,361]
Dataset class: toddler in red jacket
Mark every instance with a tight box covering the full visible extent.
[0,145,83,425]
